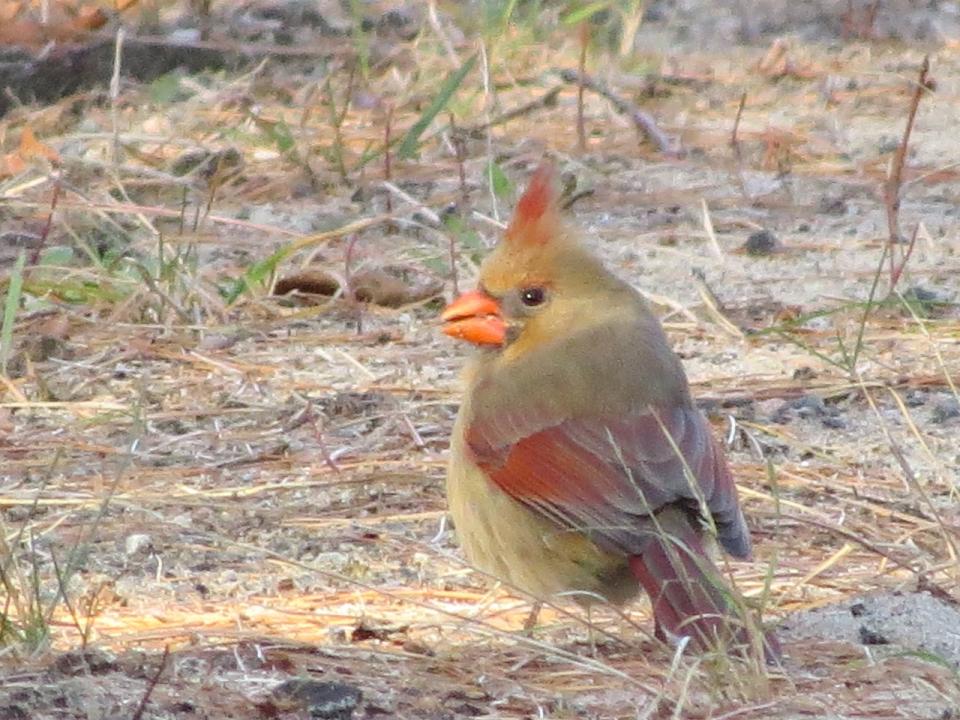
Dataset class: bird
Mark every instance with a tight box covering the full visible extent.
[441,160,779,658]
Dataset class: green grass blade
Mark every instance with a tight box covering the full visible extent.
[224,245,292,305]
[562,1,611,25]
[398,54,477,160]
[0,250,26,377]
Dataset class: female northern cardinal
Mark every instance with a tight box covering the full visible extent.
[442,161,778,658]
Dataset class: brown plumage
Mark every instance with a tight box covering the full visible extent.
[442,161,778,657]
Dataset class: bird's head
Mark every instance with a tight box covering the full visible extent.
[442,160,617,356]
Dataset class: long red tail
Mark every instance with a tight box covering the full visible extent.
[629,519,780,660]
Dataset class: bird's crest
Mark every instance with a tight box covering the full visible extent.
[504,160,559,247]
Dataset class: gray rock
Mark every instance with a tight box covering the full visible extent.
[780,591,960,668]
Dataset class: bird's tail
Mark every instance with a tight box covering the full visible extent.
[629,517,780,661]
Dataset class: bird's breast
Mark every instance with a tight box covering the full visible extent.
[446,410,638,606]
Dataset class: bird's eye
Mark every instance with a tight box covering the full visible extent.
[519,287,546,307]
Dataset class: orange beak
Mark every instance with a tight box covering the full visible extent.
[441,290,506,347]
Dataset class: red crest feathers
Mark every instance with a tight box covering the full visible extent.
[505,160,558,246]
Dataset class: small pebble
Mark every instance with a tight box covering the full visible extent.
[859,625,890,646]
[905,390,927,407]
[742,229,781,256]
[272,679,362,720]
[124,534,153,556]
[931,397,960,424]
[817,196,848,216]
[821,415,847,430]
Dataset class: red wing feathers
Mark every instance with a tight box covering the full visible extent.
[466,406,751,559]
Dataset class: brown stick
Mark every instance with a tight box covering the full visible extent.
[884,55,931,286]
[465,86,561,138]
[325,60,357,185]
[558,69,680,155]
[130,645,170,720]
[447,230,460,297]
[864,0,881,39]
[449,112,469,209]
[730,92,747,148]
[29,172,62,267]
[344,234,363,334]
[383,103,393,216]
[312,408,342,473]
[889,223,920,292]
[730,92,750,200]
[576,23,589,151]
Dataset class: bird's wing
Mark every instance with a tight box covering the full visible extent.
[465,404,751,559]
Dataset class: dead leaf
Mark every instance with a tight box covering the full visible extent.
[275,266,442,308]
[0,153,27,178]
[352,267,442,308]
[757,37,818,80]
[18,125,60,163]
[74,5,107,31]
[758,38,790,75]
[274,269,342,298]
[0,19,43,47]
[35,313,71,341]
[0,3,108,47]
[0,125,60,178]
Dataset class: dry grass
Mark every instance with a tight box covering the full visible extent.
[1,1,960,717]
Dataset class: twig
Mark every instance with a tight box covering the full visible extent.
[730,92,747,148]
[888,223,920,292]
[380,182,441,225]
[399,409,425,450]
[847,239,888,377]
[383,104,394,216]
[303,402,341,473]
[884,55,932,286]
[576,23,589,151]
[894,284,960,405]
[465,86,561,139]
[200,155,232,228]
[561,189,594,210]
[130,645,170,720]
[344,234,362,334]
[110,26,124,166]
[28,172,62,267]
[336,63,357,136]
[557,69,680,155]
[691,269,743,338]
[479,40,499,223]
[776,511,920,576]
[448,227,460,296]
[729,92,751,200]
[297,80,322,191]
[427,0,459,69]
[178,187,187,235]
[324,61,357,185]
[700,199,723,260]
[860,377,960,562]
[448,113,469,209]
